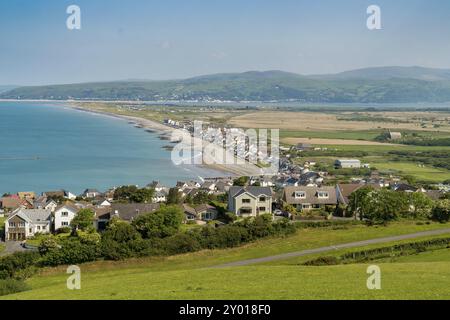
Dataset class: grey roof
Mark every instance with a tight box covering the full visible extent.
[229,186,272,198]
[54,203,79,213]
[12,208,52,224]
[111,203,160,222]
[283,186,337,205]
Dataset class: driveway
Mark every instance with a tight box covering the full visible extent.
[213,228,450,268]
[0,241,28,257]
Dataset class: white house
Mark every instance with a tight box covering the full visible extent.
[54,204,79,231]
[152,191,167,203]
[228,186,273,217]
[83,189,102,199]
[5,208,52,240]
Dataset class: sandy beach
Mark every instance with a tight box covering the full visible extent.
[67,103,263,177]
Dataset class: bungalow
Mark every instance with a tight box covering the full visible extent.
[5,208,52,240]
[283,186,337,212]
[94,207,112,231]
[54,204,79,231]
[43,190,77,201]
[83,189,102,199]
[182,204,219,223]
[110,203,161,222]
[228,186,273,217]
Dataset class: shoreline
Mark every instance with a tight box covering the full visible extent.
[65,103,262,177]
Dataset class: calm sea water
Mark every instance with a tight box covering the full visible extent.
[0,102,224,195]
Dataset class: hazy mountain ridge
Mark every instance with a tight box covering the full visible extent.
[3,67,450,103]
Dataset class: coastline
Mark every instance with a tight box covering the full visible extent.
[65,103,263,177]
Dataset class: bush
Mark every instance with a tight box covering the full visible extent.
[56,227,72,234]
[132,205,184,239]
[0,279,30,296]
[100,221,142,260]
[40,240,99,267]
[303,256,340,266]
[431,200,450,223]
[163,233,201,255]
[0,251,40,279]
[38,237,59,255]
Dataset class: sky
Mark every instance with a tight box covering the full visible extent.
[1,0,450,85]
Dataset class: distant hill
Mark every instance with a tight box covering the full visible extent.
[3,67,450,103]
[312,66,450,81]
[0,85,18,94]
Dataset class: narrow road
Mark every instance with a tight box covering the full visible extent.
[213,228,450,268]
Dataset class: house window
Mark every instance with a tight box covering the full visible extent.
[9,222,16,227]
[317,192,329,199]
[240,208,252,215]
[18,222,25,227]
[42,226,47,230]
[294,191,306,199]
[37,226,41,230]
[62,222,69,226]
[259,207,266,212]
[61,211,69,217]
[302,204,311,209]
[259,196,266,202]
[242,199,251,204]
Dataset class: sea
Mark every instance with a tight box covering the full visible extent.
[0,102,225,195]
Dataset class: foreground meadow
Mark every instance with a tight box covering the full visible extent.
[2,221,450,300]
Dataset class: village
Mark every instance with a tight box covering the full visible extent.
[1,141,448,244]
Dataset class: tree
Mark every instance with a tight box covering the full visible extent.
[193,191,210,205]
[166,188,182,204]
[71,209,95,231]
[100,220,142,260]
[233,176,249,186]
[132,205,184,239]
[113,185,154,203]
[408,192,434,219]
[431,200,450,223]
[347,186,375,220]
[347,187,409,224]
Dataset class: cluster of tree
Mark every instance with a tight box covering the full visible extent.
[233,176,249,186]
[347,186,449,224]
[4,206,295,287]
[113,185,154,203]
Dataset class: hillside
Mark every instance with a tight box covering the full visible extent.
[3,221,450,300]
[4,67,450,103]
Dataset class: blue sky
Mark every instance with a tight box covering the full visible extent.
[1,0,450,85]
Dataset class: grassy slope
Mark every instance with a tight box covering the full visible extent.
[3,221,450,300]
[4,263,450,300]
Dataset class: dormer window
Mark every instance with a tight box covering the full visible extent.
[317,192,329,199]
[259,196,266,202]
[294,191,306,199]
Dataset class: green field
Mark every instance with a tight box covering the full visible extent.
[2,221,450,300]
[280,130,382,141]
[3,262,450,300]
[371,161,450,182]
